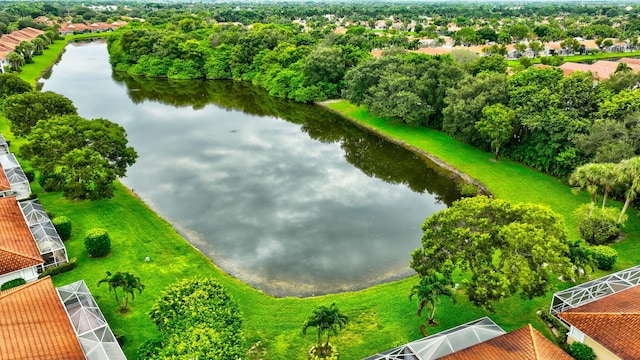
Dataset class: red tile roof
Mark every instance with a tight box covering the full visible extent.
[439,325,572,360]
[0,196,42,275]
[559,285,640,360]
[0,276,86,359]
[0,164,11,191]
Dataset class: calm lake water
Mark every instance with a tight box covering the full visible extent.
[40,40,461,296]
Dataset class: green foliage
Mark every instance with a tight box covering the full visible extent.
[302,303,349,358]
[85,228,112,258]
[575,205,623,245]
[98,271,145,312]
[540,56,564,66]
[37,258,78,279]
[21,115,137,200]
[459,183,479,197]
[308,343,339,360]
[3,91,77,137]
[136,339,162,360]
[409,272,455,325]
[23,168,35,183]
[468,54,508,76]
[113,328,126,346]
[148,277,246,359]
[52,216,72,241]
[569,342,596,360]
[591,245,618,270]
[0,73,32,100]
[476,103,516,160]
[411,196,572,310]
[1,278,26,291]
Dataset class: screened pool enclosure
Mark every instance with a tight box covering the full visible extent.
[57,280,127,360]
[19,199,68,270]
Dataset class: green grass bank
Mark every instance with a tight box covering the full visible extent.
[4,36,638,359]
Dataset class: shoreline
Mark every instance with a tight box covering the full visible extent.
[317,100,492,197]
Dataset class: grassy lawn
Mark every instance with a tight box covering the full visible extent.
[5,36,638,359]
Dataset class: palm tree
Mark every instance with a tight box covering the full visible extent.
[566,240,597,279]
[570,163,602,204]
[302,303,349,357]
[6,52,25,70]
[409,273,455,331]
[16,41,34,61]
[598,163,619,209]
[32,37,46,55]
[616,156,640,223]
[97,271,145,312]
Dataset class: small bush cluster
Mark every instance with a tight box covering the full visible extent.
[38,258,78,279]
[84,228,111,258]
[575,205,623,245]
[140,277,247,359]
[1,278,26,291]
[459,183,479,197]
[538,309,568,350]
[569,342,596,360]
[591,245,618,270]
[52,216,72,241]
[308,343,339,360]
[112,329,126,346]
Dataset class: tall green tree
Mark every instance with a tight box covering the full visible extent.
[21,115,137,199]
[3,91,77,136]
[302,303,349,357]
[476,103,516,160]
[0,73,31,100]
[410,196,572,310]
[409,273,455,329]
[98,271,144,312]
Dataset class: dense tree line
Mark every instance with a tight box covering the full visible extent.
[343,55,640,178]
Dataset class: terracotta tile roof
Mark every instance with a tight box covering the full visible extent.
[439,325,572,360]
[0,163,11,191]
[0,196,42,275]
[620,57,640,65]
[0,276,86,359]
[559,285,640,360]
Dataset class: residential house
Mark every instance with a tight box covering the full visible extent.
[0,196,44,285]
[551,265,640,360]
[0,27,46,73]
[0,276,126,359]
[364,317,569,359]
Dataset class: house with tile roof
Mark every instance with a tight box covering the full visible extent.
[552,265,640,360]
[0,276,126,359]
[438,325,572,360]
[0,196,44,286]
[0,27,46,73]
[363,317,569,359]
[0,195,70,287]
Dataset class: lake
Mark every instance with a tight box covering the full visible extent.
[39,40,462,296]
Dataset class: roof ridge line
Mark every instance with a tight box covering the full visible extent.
[528,324,541,359]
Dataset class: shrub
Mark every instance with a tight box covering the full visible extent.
[52,216,72,241]
[38,258,78,278]
[308,343,339,360]
[84,228,111,258]
[569,342,596,360]
[1,278,26,291]
[136,339,162,360]
[591,245,618,270]
[23,168,35,183]
[575,205,623,245]
[460,183,479,197]
[112,329,126,346]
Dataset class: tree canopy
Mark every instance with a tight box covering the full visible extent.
[21,115,137,200]
[146,277,247,359]
[410,196,572,310]
[3,91,77,137]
